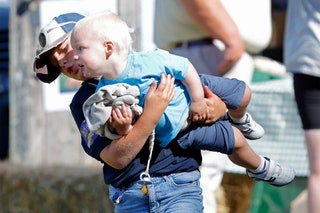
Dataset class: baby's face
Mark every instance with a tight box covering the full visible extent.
[71,25,107,79]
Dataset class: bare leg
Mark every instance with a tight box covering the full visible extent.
[305,129,320,213]
[226,86,265,140]
[228,127,260,170]
[228,126,295,187]
[228,85,251,119]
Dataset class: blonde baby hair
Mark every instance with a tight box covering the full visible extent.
[74,10,134,57]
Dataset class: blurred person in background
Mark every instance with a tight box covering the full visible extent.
[0,2,9,160]
[262,0,287,63]
[154,0,271,212]
[284,1,320,212]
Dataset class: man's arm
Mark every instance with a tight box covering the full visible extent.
[179,0,244,73]
[99,74,176,169]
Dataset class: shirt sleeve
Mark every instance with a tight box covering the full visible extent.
[69,80,111,162]
[159,49,190,80]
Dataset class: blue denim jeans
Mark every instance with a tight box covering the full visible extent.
[109,170,203,213]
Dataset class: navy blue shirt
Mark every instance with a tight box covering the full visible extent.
[70,79,201,188]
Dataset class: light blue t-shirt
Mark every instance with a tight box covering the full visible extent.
[284,0,320,77]
[97,49,191,147]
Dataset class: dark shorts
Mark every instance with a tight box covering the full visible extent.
[293,73,320,129]
[199,74,246,109]
[174,74,245,154]
[177,119,235,154]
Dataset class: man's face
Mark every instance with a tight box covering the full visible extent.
[48,36,89,81]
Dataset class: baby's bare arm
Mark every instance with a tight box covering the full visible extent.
[183,62,207,121]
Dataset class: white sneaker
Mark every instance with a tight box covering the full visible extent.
[247,157,295,187]
[228,112,265,140]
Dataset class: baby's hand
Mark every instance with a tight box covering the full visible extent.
[189,100,208,122]
[108,104,133,135]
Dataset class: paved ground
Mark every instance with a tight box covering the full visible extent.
[0,161,114,213]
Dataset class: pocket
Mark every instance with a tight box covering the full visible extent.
[170,170,200,186]
[109,186,123,205]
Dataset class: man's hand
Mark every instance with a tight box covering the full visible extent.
[216,39,244,74]
[202,86,226,124]
[143,73,176,123]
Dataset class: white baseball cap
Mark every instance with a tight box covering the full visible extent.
[33,12,84,83]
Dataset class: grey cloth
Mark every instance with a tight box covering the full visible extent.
[83,83,143,139]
